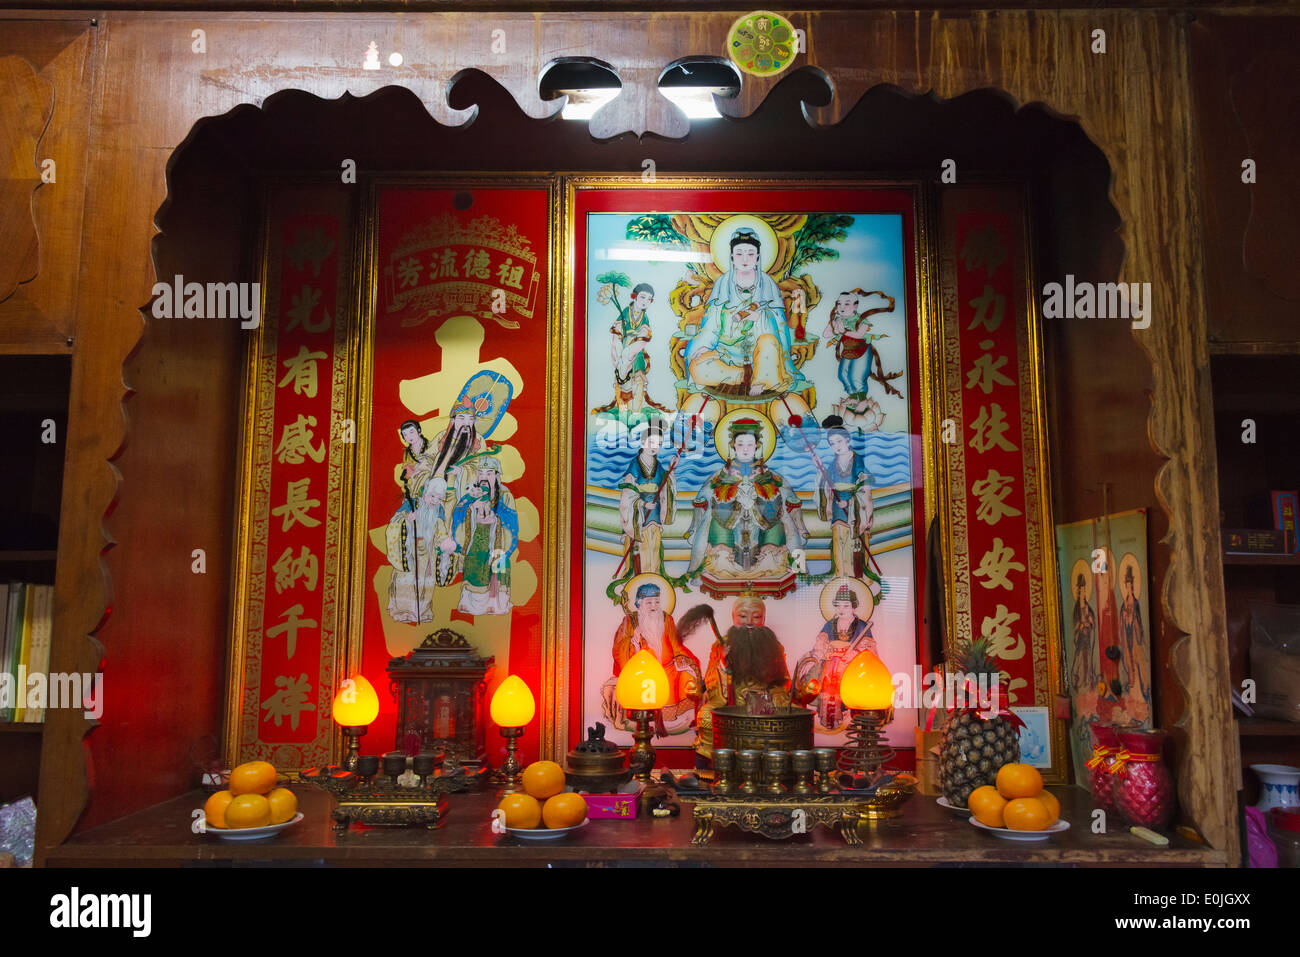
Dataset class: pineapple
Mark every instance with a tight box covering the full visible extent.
[939,638,1020,808]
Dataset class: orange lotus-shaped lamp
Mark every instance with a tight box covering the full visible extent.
[489,675,536,794]
[489,674,536,728]
[840,649,896,711]
[332,675,380,772]
[333,674,380,726]
[615,650,670,788]
[615,649,671,711]
[838,649,897,780]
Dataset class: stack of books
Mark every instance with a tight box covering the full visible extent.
[0,583,54,724]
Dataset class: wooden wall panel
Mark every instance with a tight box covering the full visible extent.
[76,141,253,831]
[1191,15,1300,352]
[0,7,1239,863]
[0,18,94,354]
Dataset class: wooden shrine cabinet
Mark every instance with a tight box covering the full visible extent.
[387,630,493,774]
[0,4,1272,868]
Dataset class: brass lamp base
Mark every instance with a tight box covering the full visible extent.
[341,725,367,772]
[624,709,673,816]
[492,725,526,794]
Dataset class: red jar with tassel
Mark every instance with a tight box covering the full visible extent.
[1114,728,1174,830]
[1087,723,1120,813]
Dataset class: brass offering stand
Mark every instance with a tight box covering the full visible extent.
[690,748,917,846]
[300,751,487,830]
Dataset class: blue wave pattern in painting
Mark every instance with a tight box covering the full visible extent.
[587,428,911,492]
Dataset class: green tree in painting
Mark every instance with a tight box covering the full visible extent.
[625,216,698,275]
[789,214,854,276]
[596,270,631,311]
[625,215,689,247]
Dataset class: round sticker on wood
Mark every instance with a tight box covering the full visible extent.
[727,11,797,78]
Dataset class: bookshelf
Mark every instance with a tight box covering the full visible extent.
[0,356,70,805]
[1211,354,1300,806]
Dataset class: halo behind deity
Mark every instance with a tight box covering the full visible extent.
[622,572,676,616]
[1118,552,1141,601]
[714,409,777,463]
[820,577,875,622]
[1069,558,1093,599]
[708,215,779,273]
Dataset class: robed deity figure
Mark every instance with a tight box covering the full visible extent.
[386,420,441,624]
[1094,560,1123,700]
[687,414,807,581]
[602,579,702,738]
[820,289,899,400]
[439,457,518,616]
[684,228,798,396]
[814,416,874,579]
[1118,563,1150,705]
[1069,572,1098,695]
[593,282,671,417]
[793,581,877,732]
[618,419,675,577]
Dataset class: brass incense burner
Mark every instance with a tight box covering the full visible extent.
[300,751,487,830]
[712,705,815,754]
[564,722,631,793]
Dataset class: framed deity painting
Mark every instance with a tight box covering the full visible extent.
[345,176,558,765]
[558,177,936,764]
[1055,509,1151,787]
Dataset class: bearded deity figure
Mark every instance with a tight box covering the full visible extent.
[601,577,702,738]
[679,593,791,763]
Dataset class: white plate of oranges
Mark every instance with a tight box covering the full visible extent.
[200,760,302,841]
[965,763,1068,841]
[497,760,589,841]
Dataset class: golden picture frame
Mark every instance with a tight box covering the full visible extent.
[225,172,1064,782]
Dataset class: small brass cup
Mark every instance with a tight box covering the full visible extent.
[712,749,736,794]
[814,748,836,793]
[791,750,815,795]
[737,750,761,795]
[765,750,789,795]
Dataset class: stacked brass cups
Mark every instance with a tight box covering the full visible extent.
[711,747,841,796]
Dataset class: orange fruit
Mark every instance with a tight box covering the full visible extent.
[968,785,1008,828]
[224,793,272,829]
[995,763,1043,800]
[542,792,588,829]
[1003,796,1051,831]
[521,760,566,800]
[203,790,234,829]
[266,787,298,825]
[1036,789,1061,824]
[498,793,543,829]
[229,760,277,796]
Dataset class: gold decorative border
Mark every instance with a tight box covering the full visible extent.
[557,174,940,759]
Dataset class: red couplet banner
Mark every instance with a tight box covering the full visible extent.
[940,185,1059,755]
[233,186,354,769]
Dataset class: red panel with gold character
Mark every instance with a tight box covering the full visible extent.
[352,179,553,766]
